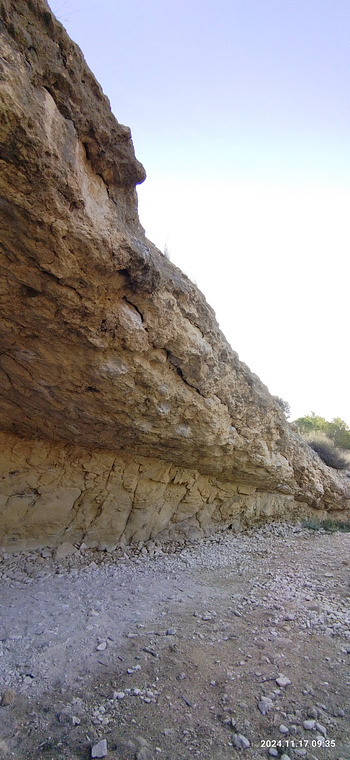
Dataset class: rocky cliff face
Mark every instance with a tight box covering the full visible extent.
[0,0,349,548]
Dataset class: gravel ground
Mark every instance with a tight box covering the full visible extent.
[0,522,350,760]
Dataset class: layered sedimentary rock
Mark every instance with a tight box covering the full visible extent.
[0,0,349,548]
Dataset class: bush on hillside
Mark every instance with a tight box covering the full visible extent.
[302,517,350,532]
[308,438,348,470]
[326,417,350,449]
[273,396,291,418]
[294,412,328,435]
[322,518,350,532]
[294,413,350,450]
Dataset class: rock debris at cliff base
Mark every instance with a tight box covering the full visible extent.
[0,524,350,759]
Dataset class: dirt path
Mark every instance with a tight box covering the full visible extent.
[0,523,349,760]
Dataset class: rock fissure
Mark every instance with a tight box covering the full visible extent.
[122,296,145,324]
[166,351,203,397]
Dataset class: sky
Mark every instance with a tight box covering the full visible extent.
[49,0,350,425]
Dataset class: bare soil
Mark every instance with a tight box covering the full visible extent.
[0,523,349,760]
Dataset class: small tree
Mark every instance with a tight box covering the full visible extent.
[294,412,328,435]
[327,418,350,450]
[294,413,350,451]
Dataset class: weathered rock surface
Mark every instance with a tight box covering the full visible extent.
[0,0,349,547]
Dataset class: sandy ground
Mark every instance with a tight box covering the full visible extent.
[0,522,350,760]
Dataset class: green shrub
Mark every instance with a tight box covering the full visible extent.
[302,518,323,531]
[302,517,350,532]
[294,413,350,450]
[322,518,350,532]
[326,417,350,449]
[294,413,329,436]
[308,438,348,470]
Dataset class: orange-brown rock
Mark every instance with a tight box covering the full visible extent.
[0,0,349,548]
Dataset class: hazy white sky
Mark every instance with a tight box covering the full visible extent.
[49,0,350,424]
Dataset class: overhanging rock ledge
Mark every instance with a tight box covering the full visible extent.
[0,0,349,548]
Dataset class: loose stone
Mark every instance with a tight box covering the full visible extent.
[91,738,107,758]
[113,691,125,699]
[233,733,250,749]
[303,719,316,730]
[1,688,16,706]
[136,748,153,760]
[258,697,274,715]
[276,674,291,687]
[54,542,78,560]
[307,706,319,719]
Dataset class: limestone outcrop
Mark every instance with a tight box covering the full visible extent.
[0,0,349,548]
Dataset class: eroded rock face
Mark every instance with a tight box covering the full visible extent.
[0,0,349,547]
[0,432,306,548]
